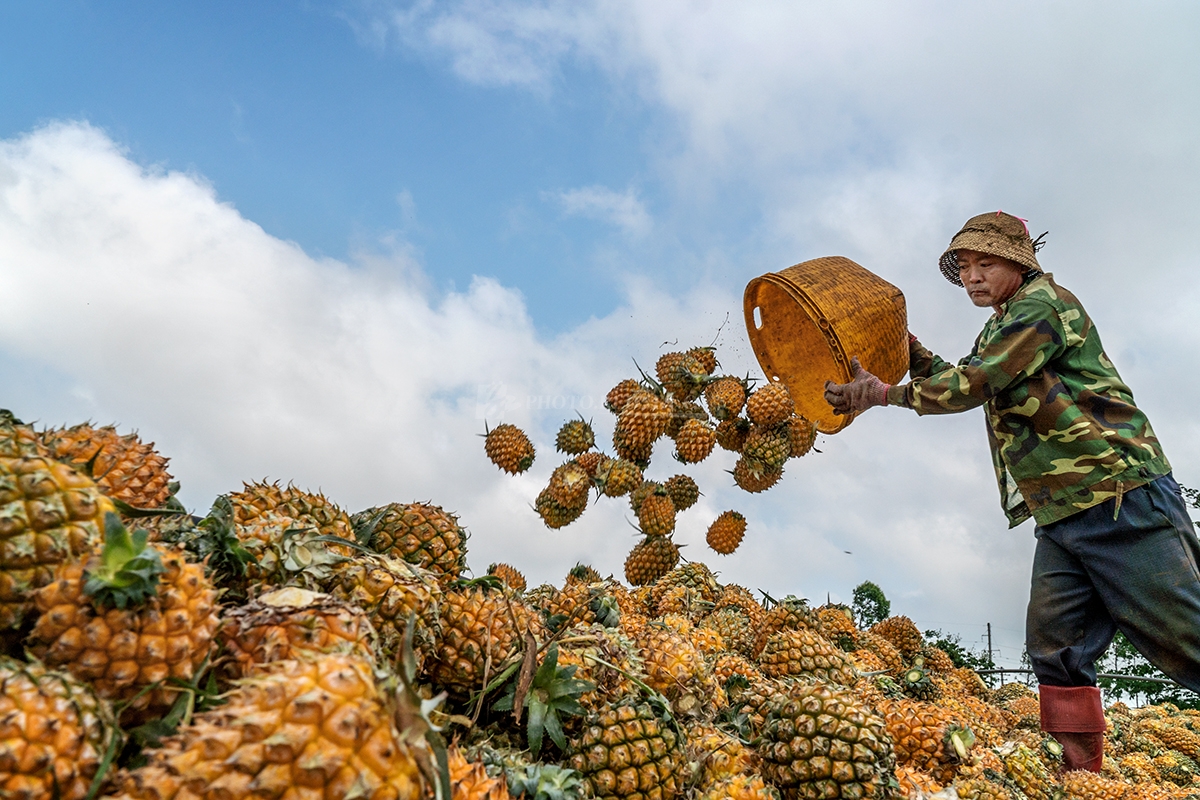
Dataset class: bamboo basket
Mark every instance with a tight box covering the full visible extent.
[743,256,908,434]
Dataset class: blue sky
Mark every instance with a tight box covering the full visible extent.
[2,1,1199,669]
[1,2,669,328]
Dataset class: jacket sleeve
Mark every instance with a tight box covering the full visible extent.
[907,337,956,379]
[887,299,1067,415]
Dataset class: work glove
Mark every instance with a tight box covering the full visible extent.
[823,357,889,416]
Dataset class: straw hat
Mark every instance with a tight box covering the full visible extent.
[938,211,1046,286]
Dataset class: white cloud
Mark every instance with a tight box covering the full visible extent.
[551,184,651,236]
[0,121,1077,661]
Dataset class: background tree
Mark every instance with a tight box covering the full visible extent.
[851,580,891,629]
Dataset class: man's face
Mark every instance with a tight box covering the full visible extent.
[956,249,1026,310]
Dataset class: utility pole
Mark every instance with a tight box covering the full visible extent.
[987,622,993,667]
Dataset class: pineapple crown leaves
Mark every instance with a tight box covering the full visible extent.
[195,495,252,579]
[453,574,506,593]
[588,593,621,628]
[944,724,977,762]
[387,611,453,800]
[82,512,166,609]
[493,642,595,759]
[506,763,586,800]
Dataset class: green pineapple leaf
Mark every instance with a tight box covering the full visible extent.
[83,512,165,609]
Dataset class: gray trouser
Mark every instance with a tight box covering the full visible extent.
[1026,472,1200,690]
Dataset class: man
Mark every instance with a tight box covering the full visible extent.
[824,211,1200,773]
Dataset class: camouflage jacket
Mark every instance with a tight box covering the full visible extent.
[886,273,1170,528]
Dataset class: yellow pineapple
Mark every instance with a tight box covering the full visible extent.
[484,422,536,473]
[0,452,113,629]
[217,586,376,679]
[41,422,173,510]
[108,653,427,799]
[28,514,218,723]
[567,699,687,800]
[356,501,468,582]
[0,656,115,800]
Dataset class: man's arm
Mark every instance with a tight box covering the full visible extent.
[887,299,1067,415]
[907,335,956,379]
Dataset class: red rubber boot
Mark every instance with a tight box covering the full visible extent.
[1039,685,1106,773]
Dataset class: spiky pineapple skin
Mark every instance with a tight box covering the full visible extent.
[673,419,716,463]
[636,490,676,537]
[107,653,425,800]
[704,376,747,421]
[28,544,219,722]
[485,423,536,474]
[707,510,747,554]
[424,586,543,697]
[556,419,596,455]
[662,474,700,512]
[0,456,114,629]
[41,423,174,510]
[487,562,527,592]
[217,587,376,679]
[0,656,114,800]
[732,457,783,493]
[322,553,442,660]
[746,384,795,428]
[359,502,468,581]
[758,628,859,686]
[568,700,686,800]
[756,682,895,800]
[624,536,679,586]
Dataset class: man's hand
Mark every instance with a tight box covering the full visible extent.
[824,357,890,416]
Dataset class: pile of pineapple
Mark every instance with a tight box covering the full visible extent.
[484,346,817,583]
[4,409,1200,800]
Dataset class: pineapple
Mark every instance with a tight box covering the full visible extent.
[448,746,512,798]
[870,615,925,660]
[567,699,686,800]
[879,697,975,783]
[711,651,762,686]
[614,390,671,450]
[716,417,753,452]
[731,457,783,493]
[742,424,791,470]
[595,458,643,498]
[707,510,747,554]
[672,419,716,463]
[0,453,113,629]
[752,596,815,656]
[605,379,642,414]
[230,480,354,541]
[703,608,758,659]
[536,486,587,529]
[321,553,443,660]
[556,626,644,712]
[546,460,592,508]
[108,653,427,799]
[41,422,173,510]
[556,418,596,455]
[687,346,719,374]
[745,383,794,428]
[566,562,603,586]
[636,486,676,536]
[786,414,818,458]
[703,376,747,421]
[624,536,679,586]
[487,562,527,592]
[0,656,115,800]
[575,450,606,477]
[356,501,468,582]
[227,508,351,593]
[656,351,708,401]
[999,742,1058,800]
[1061,770,1131,800]
[665,400,710,439]
[655,561,721,598]
[662,474,700,512]
[484,422,536,474]
[424,580,544,698]
[896,766,943,797]
[218,586,375,678]
[633,622,714,710]
[757,628,859,686]
[28,513,219,722]
[858,630,906,673]
[688,722,759,785]
[756,682,895,799]
[814,604,858,643]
